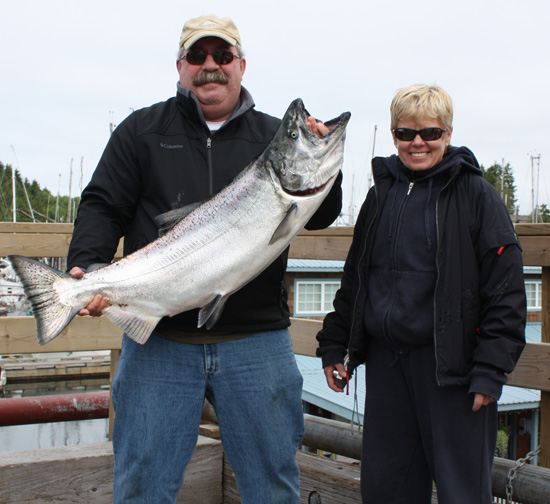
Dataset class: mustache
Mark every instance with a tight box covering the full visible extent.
[193,70,229,86]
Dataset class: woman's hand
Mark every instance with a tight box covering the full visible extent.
[472,393,496,412]
[323,363,348,393]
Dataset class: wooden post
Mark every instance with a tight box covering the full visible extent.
[109,349,120,441]
[541,266,550,468]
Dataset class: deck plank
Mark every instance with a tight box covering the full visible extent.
[0,437,222,504]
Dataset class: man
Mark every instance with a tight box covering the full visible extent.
[67,14,342,504]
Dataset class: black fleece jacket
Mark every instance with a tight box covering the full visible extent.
[317,146,526,400]
[67,86,342,335]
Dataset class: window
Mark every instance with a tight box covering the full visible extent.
[525,280,542,310]
[294,280,341,316]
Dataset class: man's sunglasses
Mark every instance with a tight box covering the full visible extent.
[181,50,241,66]
[393,127,447,142]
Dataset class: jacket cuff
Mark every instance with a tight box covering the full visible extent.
[468,364,507,401]
[316,347,346,369]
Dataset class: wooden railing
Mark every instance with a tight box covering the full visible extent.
[0,222,549,468]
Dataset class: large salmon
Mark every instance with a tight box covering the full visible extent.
[6,99,350,345]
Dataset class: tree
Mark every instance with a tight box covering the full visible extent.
[481,161,517,215]
[0,162,78,222]
[531,203,550,223]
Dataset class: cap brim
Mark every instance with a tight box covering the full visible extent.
[183,32,237,50]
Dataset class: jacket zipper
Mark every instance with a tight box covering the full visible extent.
[382,181,414,344]
[206,137,213,196]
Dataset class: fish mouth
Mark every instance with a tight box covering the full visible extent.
[297,100,351,145]
[283,177,333,197]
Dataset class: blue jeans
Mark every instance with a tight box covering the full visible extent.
[112,330,304,503]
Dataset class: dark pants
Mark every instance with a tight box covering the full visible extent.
[361,338,497,504]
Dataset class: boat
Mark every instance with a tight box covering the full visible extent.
[0,265,31,316]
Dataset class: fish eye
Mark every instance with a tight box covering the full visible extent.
[289,131,298,139]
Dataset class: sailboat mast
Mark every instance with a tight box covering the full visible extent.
[55,174,61,223]
[10,145,36,222]
[368,125,377,190]
[80,156,84,194]
[531,154,541,223]
[11,161,16,223]
[67,158,74,222]
[22,181,36,222]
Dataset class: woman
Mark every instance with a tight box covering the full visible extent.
[316,84,526,504]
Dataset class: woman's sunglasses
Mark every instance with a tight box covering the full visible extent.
[393,127,447,142]
[181,50,241,66]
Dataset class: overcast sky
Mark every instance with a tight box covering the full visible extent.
[1,0,548,222]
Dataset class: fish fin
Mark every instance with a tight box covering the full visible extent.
[269,203,298,245]
[103,306,161,345]
[7,255,80,345]
[155,203,202,236]
[198,294,228,330]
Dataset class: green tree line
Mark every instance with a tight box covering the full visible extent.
[531,204,550,223]
[0,162,79,223]
[482,160,549,222]
[481,161,518,215]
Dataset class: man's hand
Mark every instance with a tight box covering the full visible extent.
[306,116,330,137]
[472,393,496,412]
[323,363,347,393]
[69,267,111,317]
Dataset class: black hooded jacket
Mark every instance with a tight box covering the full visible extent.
[317,146,526,399]
[67,86,343,336]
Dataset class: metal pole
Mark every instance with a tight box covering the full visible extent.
[492,456,550,504]
[302,413,362,460]
[0,392,109,426]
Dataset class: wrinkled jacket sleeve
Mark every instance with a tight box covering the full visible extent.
[67,114,141,271]
[305,171,343,230]
[468,183,526,400]
[315,189,370,368]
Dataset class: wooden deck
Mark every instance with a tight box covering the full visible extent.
[3,419,549,503]
[0,438,224,504]
[0,222,550,502]
[0,435,363,504]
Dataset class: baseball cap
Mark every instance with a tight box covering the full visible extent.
[179,14,241,50]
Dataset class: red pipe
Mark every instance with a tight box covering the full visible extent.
[0,392,109,426]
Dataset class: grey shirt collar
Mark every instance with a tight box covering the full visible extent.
[176,82,255,126]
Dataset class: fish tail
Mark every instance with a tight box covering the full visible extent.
[7,255,80,345]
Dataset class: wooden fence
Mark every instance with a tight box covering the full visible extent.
[0,222,549,468]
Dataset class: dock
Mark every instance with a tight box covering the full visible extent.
[1,353,110,383]
[0,223,550,503]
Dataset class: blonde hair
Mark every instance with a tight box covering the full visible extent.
[390,84,453,131]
